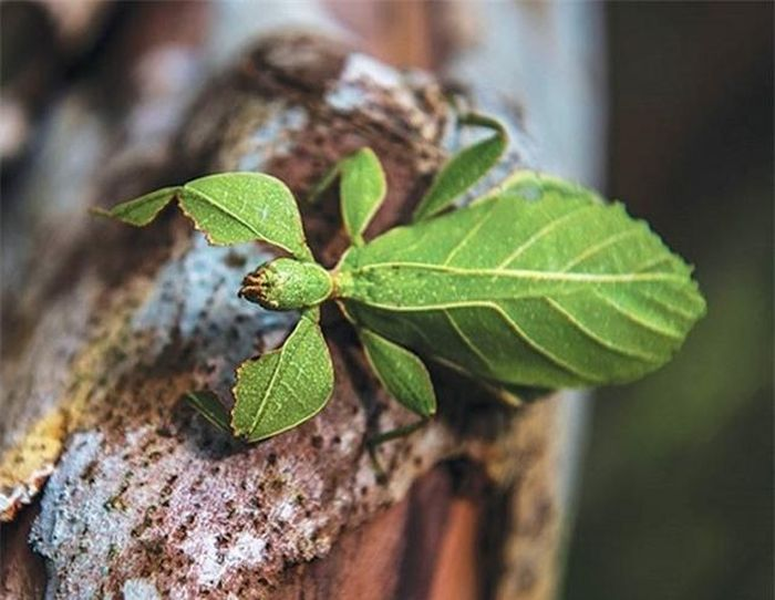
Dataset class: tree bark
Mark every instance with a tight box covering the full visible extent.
[2,4,604,598]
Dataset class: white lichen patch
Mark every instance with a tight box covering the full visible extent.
[130,235,295,394]
[183,531,267,588]
[326,53,437,134]
[122,578,162,600]
[326,53,402,112]
[131,237,286,350]
[32,431,136,599]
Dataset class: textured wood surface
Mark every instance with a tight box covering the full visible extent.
[0,0,614,594]
[1,29,567,599]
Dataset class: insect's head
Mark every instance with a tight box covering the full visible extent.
[239,257,332,311]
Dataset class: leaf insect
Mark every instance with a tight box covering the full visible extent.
[94,113,706,443]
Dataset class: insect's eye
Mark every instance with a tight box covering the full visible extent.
[239,258,332,311]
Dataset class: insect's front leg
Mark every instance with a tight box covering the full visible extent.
[306,161,340,206]
[307,148,387,247]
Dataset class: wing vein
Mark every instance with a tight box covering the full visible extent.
[442,200,499,265]
[495,203,594,269]
[544,297,662,363]
[634,255,675,273]
[442,310,495,371]
[349,263,689,284]
[593,290,684,341]
[634,287,699,320]
[560,227,642,272]
[486,302,603,383]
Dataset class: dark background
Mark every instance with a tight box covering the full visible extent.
[565,3,773,599]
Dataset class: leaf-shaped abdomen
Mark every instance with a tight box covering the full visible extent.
[335,180,706,389]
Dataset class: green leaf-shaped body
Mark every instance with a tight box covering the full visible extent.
[95,130,707,443]
[335,173,706,389]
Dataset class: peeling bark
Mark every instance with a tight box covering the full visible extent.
[2,31,571,599]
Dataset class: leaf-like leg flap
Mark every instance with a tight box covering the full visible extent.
[339,148,387,245]
[358,328,437,418]
[306,148,387,246]
[90,187,180,226]
[306,163,340,206]
[186,391,232,433]
[231,307,334,442]
[179,173,313,260]
[412,113,507,222]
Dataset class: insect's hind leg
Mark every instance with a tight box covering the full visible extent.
[368,418,428,447]
[366,418,428,482]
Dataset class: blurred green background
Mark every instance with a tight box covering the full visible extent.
[564,4,773,599]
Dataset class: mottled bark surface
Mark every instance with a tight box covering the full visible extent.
[2,29,569,600]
